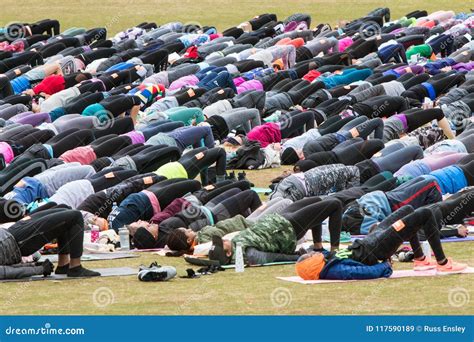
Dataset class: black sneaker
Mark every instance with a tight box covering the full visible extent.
[238,171,254,187]
[226,171,237,181]
[55,263,69,275]
[67,265,101,277]
[41,259,54,277]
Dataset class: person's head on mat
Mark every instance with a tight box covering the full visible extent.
[281,147,305,165]
[126,220,159,249]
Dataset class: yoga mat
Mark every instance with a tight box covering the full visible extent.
[0,267,137,283]
[277,267,474,284]
[39,252,139,263]
[350,235,474,243]
[222,261,296,269]
[251,187,271,194]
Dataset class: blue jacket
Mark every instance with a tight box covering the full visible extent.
[425,165,467,195]
[356,191,391,234]
[320,257,393,280]
[6,177,47,205]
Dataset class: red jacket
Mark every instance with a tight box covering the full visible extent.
[33,75,65,95]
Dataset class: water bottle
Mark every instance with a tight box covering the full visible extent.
[90,225,99,243]
[107,202,118,227]
[235,242,244,273]
[119,227,130,250]
[421,241,431,260]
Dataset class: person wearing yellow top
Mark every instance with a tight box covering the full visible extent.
[155,147,227,185]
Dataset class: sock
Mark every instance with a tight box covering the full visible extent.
[216,175,226,183]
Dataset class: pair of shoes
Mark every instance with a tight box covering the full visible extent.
[226,171,237,181]
[238,171,254,187]
[413,258,467,273]
[53,263,100,277]
[138,262,177,282]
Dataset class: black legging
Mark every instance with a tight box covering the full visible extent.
[89,169,137,192]
[306,139,384,166]
[11,129,55,154]
[76,48,117,65]
[30,19,60,36]
[279,110,315,138]
[208,189,262,222]
[98,68,142,91]
[179,147,226,184]
[281,197,343,248]
[0,51,43,73]
[92,117,134,138]
[92,135,132,157]
[146,179,201,209]
[195,180,252,204]
[429,189,474,226]
[96,95,141,116]
[403,108,445,132]
[63,92,105,114]
[132,145,181,172]
[352,95,409,118]
[401,73,465,101]
[0,158,47,195]
[351,205,446,265]
[46,129,94,157]
[8,208,84,259]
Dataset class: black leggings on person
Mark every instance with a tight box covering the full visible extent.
[64,92,105,114]
[196,180,252,204]
[403,108,445,132]
[12,129,55,154]
[279,110,315,138]
[92,117,134,138]
[429,189,474,226]
[281,197,343,248]
[179,147,226,184]
[209,189,262,222]
[92,135,132,157]
[147,179,202,209]
[132,145,181,173]
[307,139,384,166]
[89,169,137,192]
[352,95,409,118]
[46,129,94,157]
[351,206,446,265]
[0,158,47,195]
[0,51,43,73]
[8,208,84,258]
[30,19,60,36]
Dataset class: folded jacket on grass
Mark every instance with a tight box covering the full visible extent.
[277,267,474,284]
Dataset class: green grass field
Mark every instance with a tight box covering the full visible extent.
[0,0,473,315]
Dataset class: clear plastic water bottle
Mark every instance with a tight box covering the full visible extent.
[421,241,431,260]
[107,202,118,227]
[235,242,244,273]
[119,227,130,250]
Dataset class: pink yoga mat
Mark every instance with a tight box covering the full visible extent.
[277,267,474,284]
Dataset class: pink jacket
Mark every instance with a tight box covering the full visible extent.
[247,122,281,147]
[0,142,14,164]
[59,145,97,165]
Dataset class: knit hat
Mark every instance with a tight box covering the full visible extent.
[281,147,299,165]
[295,253,325,280]
[294,160,317,172]
[132,227,157,250]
